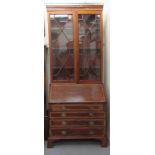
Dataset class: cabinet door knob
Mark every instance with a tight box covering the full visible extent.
[89,121,95,125]
[61,113,66,117]
[62,121,67,125]
[61,130,67,135]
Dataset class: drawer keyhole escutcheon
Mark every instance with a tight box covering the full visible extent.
[89,106,95,110]
[62,106,66,110]
[89,130,95,135]
[62,121,67,125]
[89,112,94,116]
[61,113,66,117]
[89,121,95,125]
[61,130,67,135]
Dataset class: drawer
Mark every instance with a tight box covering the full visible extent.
[49,104,105,111]
[50,119,105,127]
[49,111,105,118]
[49,128,105,136]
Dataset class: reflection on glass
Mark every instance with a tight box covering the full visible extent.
[79,14,101,80]
[50,14,74,80]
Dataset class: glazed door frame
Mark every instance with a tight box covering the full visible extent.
[48,11,76,83]
[76,10,103,84]
[47,6,103,84]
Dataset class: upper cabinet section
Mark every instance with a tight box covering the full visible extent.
[47,5,103,83]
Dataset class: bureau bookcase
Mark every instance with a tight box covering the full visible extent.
[46,5,108,147]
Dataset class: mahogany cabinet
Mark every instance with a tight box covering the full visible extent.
[46,5,108,147]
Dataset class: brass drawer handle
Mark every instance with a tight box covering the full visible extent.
[89,121,95,125]
[61,113,66,117]
[62,121,67,125]
[89,112,94,116]
[61,130,67,135]
[89,130,95,135]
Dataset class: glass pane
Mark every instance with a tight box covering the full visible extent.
[78,14,101,80]
[50,14,74,80]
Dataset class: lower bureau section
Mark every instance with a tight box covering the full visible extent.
[48,117,108,147]
[47,103,108,147]
[47,84,108,148]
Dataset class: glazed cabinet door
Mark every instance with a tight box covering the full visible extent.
[78,13,102,82]
[50,14,74,82]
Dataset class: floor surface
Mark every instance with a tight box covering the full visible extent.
[44,140,110,155]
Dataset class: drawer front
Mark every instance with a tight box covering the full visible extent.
[50,119,105,127]
[49,104,105,111]
[49,112,105,118]
[49,128,105,136]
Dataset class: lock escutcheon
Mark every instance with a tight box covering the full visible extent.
[89,121,95,125]
[89,112,94,116]
[61,130,67,135]
[89,130,95,135]
[61,113,66,117]
[89,106,95,110]
[62,106,66,110]
[62,121,67,125]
